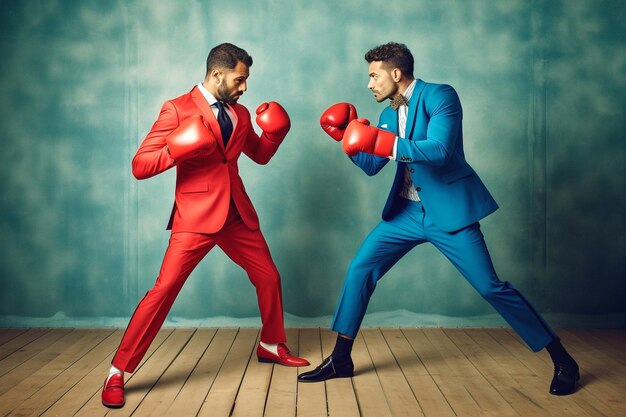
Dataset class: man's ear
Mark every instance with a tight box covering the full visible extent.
[392,68,403,82]
[211,68,223,84]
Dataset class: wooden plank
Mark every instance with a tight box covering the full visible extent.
[263,329,299,417]
[403,329,483,416]
[351,331,393,417]
[131,329,218,417]
[264,328,299,417]
[457,375,521,417]
[196,328,259,417]
[423,328,481,377]
[163,328,238,416]
[320,329,360,417]
[106,328,195,417]
[488,329,551,377]
[7,329,117,417]
[0,329,106,414]
[495,329,613,417]
[573,329,626,366]
[384,329,455,417]
[229,330,272,417]
[70,328,189,417]
[402,329,452,377]
[463,329,533,377]
[362,328,424,417]
[420,329,519,417]
[444,329,549,417]
[557,329,626,413]
[294,328,327,417]
[0,327,623,417]
[430,374,484,416]
[0,329,28,346]
[39,329,172,417]
[0,329,49,361]
[0,328,73,379]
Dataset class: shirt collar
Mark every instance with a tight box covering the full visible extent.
[197,82,218,106]
[401,79,417,101]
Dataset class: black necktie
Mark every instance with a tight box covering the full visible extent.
[214,101,233,146]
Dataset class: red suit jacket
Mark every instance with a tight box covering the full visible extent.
[131,86,281,233]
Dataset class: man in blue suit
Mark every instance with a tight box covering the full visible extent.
[298,42,579,395]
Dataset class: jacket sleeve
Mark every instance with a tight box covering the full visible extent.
[395,84,462,166]
[348,153,390,176]
[347,112,392,176]
[131,101,178,179]
[242,110,282,165]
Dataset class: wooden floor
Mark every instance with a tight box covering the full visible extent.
[0,328,625,417]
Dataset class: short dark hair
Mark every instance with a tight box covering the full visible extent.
[364,42,414,78]
[206,43,253,74]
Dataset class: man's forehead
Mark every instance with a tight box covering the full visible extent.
[368,60,389,75]
[231,61,250,77]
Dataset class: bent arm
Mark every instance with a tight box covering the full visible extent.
[131,101,177,179]
[395,85,462,166]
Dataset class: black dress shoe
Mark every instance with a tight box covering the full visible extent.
[550,361,580,395]
[298,356,354,383]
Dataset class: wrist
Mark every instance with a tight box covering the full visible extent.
[264,129,287,143]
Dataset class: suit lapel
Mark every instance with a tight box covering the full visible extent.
[190,86,226,153]
[404,79,426,140]
[380,108,398,134]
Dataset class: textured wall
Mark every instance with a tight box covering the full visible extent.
[0,0,624,328]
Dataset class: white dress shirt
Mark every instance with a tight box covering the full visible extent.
[393,80,420,202]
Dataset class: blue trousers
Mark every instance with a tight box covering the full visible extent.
[331,198,556,352]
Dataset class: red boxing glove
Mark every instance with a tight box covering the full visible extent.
[342,118,396,157]
[256,101,291,143]
[319,102,358,141]
[165,115,217,162]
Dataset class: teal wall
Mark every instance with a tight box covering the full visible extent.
[1,0,625,328]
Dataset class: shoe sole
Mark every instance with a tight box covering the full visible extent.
[102,400,125,408]
[258,357,310,367]
[297,372,354,383]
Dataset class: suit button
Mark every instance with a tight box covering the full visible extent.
[416,187,422,192]
[410,168,415,173]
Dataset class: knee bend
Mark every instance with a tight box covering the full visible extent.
[254,271,281,289]
[152,279,181,295]
[344,269,377,294]
[475,279,507,301]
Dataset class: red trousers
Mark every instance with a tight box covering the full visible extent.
[112,205,286,373]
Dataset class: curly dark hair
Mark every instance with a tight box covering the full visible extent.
[206,43,253,74]
[364,42,414,78]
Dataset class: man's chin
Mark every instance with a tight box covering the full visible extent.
[226,96,240,105]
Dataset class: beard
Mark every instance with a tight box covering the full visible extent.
[217,82,241,105]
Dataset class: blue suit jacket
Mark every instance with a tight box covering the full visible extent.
[350,79,498,232]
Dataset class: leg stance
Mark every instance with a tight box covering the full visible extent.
[430,222,556,351]
[331,210,425,338]
[218,217,286,344]
[112,232,215,372]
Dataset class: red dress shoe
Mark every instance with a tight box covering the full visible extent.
[101,373,125,408]
[257,343,310,367]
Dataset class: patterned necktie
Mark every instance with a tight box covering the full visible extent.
[214,101,233,146]
[390,94,409,111]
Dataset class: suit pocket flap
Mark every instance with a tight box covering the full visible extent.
[443,165,476,183]
[179,182,209,193]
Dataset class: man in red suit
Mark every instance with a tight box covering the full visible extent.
[101,43,309,408]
